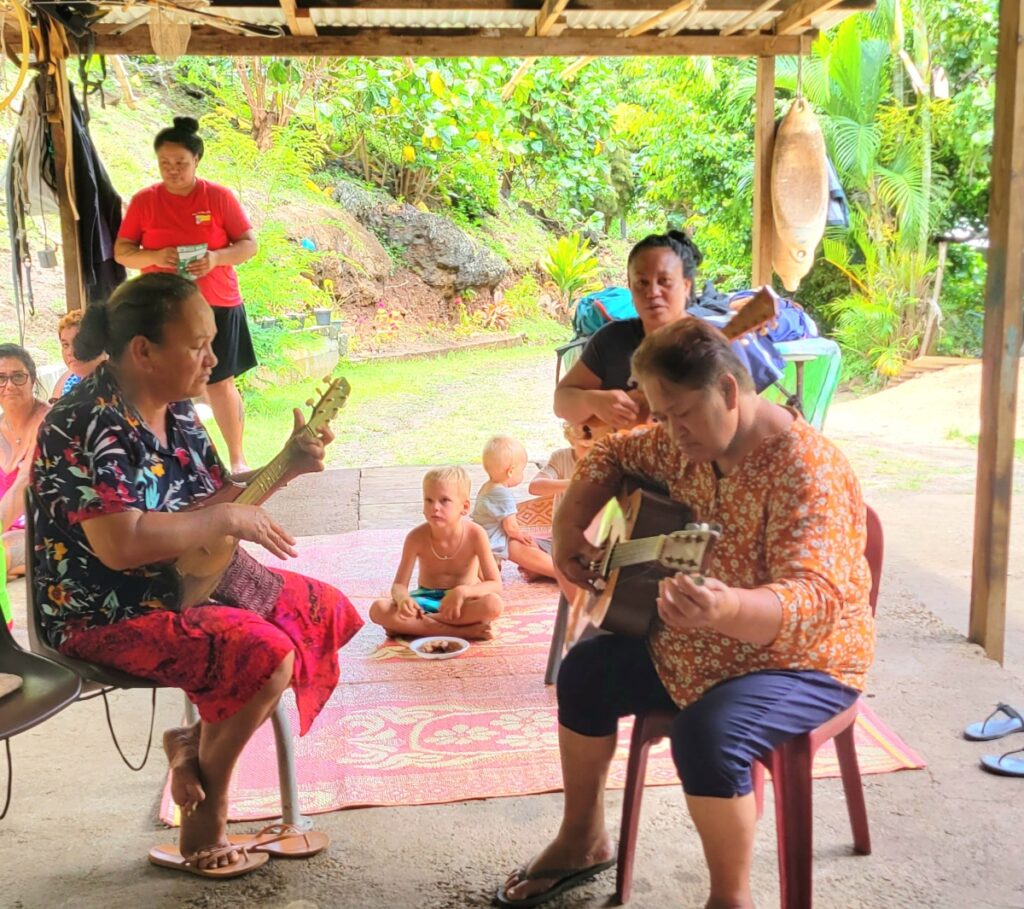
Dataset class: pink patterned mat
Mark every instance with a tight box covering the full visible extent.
[160,529,925,825]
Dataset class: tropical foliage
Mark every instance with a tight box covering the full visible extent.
[109,0,999,379]
[542,233,602,316]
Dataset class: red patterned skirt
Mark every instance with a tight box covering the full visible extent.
[59,569,363,735]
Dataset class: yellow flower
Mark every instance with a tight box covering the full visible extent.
[151,462,165,478]
[475,130,491,145]
[53,542,67,562]
[402,145,416,163]
[594,140,603,154]
[428,70,446,97]
[48,584,70,607]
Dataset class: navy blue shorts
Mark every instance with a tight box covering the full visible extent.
[557,635,860,798]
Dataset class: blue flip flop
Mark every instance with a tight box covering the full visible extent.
[963,703,1024,741]
[981,746,1024,778]
[495,858,616,908]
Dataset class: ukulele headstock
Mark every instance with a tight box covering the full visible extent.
[657,522,722,574]
[303,375,352,433]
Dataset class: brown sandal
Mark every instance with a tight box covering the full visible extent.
[230,823,330,859]
[148,841,269,878]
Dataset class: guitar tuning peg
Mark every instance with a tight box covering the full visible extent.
[323,375,332,384]
[305,398,314,407]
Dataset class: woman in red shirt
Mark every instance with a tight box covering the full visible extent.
[115,117,258,473]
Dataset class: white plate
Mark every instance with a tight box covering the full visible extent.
[408,636,470,660]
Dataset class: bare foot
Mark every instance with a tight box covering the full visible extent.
[163,724,205,815]
[179,797,239,870]
[450,621,494,641]
[502,832,615,903]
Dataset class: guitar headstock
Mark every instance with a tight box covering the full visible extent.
[303,375,352,433]
[723,286,780,341]
[656,522,722,574]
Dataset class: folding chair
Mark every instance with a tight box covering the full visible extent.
[0,614,81,819]
[23,493,309,829]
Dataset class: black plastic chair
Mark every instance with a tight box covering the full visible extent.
[23,492,309,828]
[0,613,82,818]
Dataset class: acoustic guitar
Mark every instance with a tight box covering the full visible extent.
[567,487,721,643]
[171,375,351,609]
[567,284,781,445]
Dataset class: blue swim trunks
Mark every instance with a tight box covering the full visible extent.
[409,587,449,614]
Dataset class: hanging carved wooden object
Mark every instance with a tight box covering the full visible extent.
[771,97,828,292]
[149,2,194,61]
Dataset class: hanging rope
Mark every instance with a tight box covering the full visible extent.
[0,0,31,112]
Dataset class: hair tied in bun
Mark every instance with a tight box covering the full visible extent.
[172,116,200,135]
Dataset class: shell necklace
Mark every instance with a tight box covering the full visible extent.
[429,523,465,561]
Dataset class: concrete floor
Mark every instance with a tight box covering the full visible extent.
[3,453,1024,909]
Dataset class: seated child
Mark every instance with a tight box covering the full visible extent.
[370,466,503,641]
[527,421,594,516]
[472,435,558,582]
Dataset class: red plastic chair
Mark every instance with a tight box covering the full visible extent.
[616,505,883,908]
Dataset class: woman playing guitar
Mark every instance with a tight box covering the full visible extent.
[31,273,363,879]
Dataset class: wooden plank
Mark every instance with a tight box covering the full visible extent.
[527,0,572,36]
[280,0,319,36]
[969,0,1024,664]
[773,0,846,35]
[46,56,85,312]
[622,0,697,34]
[751,55,775,286]
[82,28,807,56]
[721,0,779,36]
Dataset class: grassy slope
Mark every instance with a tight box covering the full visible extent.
[206,343,567,469]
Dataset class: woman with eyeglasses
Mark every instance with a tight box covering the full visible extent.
[0,343,49,578]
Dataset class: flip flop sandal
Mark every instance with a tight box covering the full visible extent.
[964,703,1024,741]
[148,842,269,878]
[980,746,1024,778]
[495,858,617,908]
[229,823,330,858]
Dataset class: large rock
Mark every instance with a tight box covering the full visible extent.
[332,178,509,295]
[276,203,391,307]
[365,204,509,294]
[331,181,394,220]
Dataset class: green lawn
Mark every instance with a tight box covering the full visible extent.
[947,428,1024,459]
[206,341,568,470]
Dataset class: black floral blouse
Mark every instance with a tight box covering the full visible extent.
[31,363,225,648]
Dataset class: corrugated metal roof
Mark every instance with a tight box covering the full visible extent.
[93,2,861,39]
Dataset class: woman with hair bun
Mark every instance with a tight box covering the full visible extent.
[33,272,362,878]
[114,115,258,473]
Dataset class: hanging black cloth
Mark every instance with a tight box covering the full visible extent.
[67,87,126,303]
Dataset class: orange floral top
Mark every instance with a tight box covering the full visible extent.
[575,417,875,709]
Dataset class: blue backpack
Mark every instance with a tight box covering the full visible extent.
[571,287,637,339]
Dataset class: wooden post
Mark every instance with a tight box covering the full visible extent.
[968,0,1024,663]
[45,54,85,311]
[752,55,775,287]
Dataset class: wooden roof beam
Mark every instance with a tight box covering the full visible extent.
[79,28,808,56]
[563,0,697,81]
[280,0,318,37]
[720,0,779,36]
[773,0,845,35]
[527,0,572,37]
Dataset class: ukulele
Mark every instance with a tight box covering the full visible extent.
[568,284,781,444]
[170,375,351,609]
[567,487,721,643]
